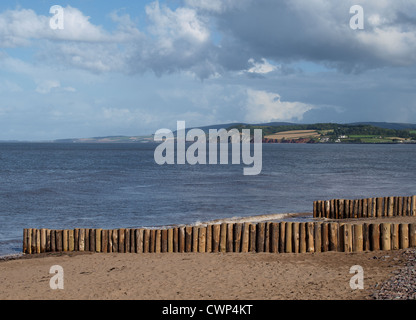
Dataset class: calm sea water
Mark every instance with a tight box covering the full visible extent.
[1,143,415,256]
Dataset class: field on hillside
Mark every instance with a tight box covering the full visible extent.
[264,130,321,140]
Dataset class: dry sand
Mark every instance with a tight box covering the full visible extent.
[0,249,408,300]
[2,215,414,300]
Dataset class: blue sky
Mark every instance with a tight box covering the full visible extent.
[0,0,416,140]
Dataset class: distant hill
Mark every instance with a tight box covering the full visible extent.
[348,122,416,130]
[50,122,416,143]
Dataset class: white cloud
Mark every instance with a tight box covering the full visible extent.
[245,89,316,123]
[35,80,61,94]
[246,58,278,74]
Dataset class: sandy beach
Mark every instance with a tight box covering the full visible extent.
[2,215,415,300]
[0,248,410,300]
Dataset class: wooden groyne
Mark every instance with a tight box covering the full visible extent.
[23,221,416,255]
[313,195,416,219]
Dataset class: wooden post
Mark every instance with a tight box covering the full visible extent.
[349,200,354,219]
[371,198,377,218]
[23,229,28,254]
[342,224,352,252]
[264,222,271,253]
[162,229,168,253]
[363,223,370,251]
[398,197,403,216]
[321,223,329,252]
[234,223,242,253]
[403,197,408,216]
[150,229,157,253]
[241,223,250,253]
[370,224,380,251]
[328,223,338,252]
[130,229,135,253]
[185,227,193,253]
[314,223,322,253]
[199,227,207,253]
[88,229,95,252]
[101,230,108,253]
[249,224,256,252]
[307,223,315,253]
[339,199,345,219]
[353,200,358,218]
[226,224,234,253]
[358,199,364,218]
[399,224,409,249]
[206,225,212,253]
[292,223,300,253]
[78,229,84,252]
[313,201,317,218]
[285,222,292,253]
[179,227,185,253]
[30,229,36,254]
[84,229,90,251]
[62,230,69,252]
[279,222,286,253]
[388,197,394,217]
[325,201,331,219]
[299,223,307,253]
[270,223,279,253]
[56,230,63,252]
[125,229,130,253]
[408,197,412,216]
[332,199,336,219]
[219,223,227,253]
[40,229,47,253]
[383,197,388,217]
[381,223,391,251]
[376,198,383,218]
[107,230,113,253]
[50,230,56,253]
[143,229,150,253]
[367,199,373,218]
[46,229,51,252]
[167,228,173,253]
[212,225,220,253]
[256,223,265,253]
[353,224,363,252]
[68,229,74,252]
[412,196,416,216]
[391,224,399,250]
[334,199,339,219]
[173,228,179,253]
[192,227,199,253]
[154,229,161,253]
[344,200,350,219]
[95,229,102,253]
[363,198,368,218]
[135,229,143,253]
[409,224,416,248]
[116,229,123,253]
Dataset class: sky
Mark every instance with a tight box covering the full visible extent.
[0,0,416,140]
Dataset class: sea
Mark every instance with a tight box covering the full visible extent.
[1,142,415,257]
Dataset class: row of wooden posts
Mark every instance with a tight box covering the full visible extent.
[23,221,416,255]
[313,195,416,219]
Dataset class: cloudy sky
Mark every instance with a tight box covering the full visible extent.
[0,0,415,140]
